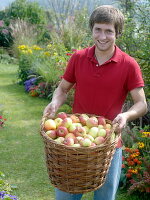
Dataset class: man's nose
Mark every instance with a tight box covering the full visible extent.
[98,31,107,40]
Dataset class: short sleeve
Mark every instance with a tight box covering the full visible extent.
[126,58,144,91]
[63,52,77,83]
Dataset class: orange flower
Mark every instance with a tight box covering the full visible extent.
[128,169,133,173]
[133,158,138,163]
[137,160,142,165]
[122,164,125,168]
[125,147,131,152]
[126,173,132,178]
[128,161,135,166]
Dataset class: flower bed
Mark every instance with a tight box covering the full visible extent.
[120,125,150,197]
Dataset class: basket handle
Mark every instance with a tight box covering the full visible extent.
[111,123,120,135]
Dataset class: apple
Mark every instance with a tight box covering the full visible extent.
[44,119,56,130]
[55,137,65,144]
[97,128,106,137]
[56,126,68,137]
[56,112,67,120]
[70,115,80,123]
[88,127,98,138]
[85,134,94,142]
[63,137,74,146]
[79,114,89,125]
[76,136,84,142]
[54,118,63,127]
[82,138,92,147]
[94,136,105,145]
[98,125,104,130]
[91,142,96,147]
[83,126,89,134]
[65,133,76,140]
[105,123,112,129]
[68,123,77,133]
[72,143,81,147]
[86,117,98,128]
[74,126,86,137]
[74,123,82,128]
[97,116,106,126]
[46,130,57,139]
[61,117,72,128]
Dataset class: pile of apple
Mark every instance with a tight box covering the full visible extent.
[44,112,116,147]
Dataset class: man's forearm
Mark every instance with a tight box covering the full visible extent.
[124,100,147,122]
[51,87,68,109]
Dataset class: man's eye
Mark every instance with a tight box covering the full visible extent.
[106,30,113,33]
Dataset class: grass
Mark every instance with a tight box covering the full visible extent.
[0,63,142,200]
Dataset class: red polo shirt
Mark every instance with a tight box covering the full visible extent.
[63,45,144,147]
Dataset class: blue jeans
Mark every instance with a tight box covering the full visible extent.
[55,148,122,200]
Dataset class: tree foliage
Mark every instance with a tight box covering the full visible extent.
[116,0,150,96]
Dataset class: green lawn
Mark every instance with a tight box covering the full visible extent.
[0,63,141,200]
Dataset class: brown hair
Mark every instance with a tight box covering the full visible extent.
[89,5,124,38]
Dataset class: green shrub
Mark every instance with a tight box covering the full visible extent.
[6,0,47,26]
[0,20,13,48]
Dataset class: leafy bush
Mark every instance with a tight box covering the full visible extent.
[116,1,150,98]
[0,20,13,48]
[6,0,47,26]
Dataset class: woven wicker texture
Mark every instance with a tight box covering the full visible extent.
[40,115,119,194]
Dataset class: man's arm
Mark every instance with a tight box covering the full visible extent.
[43,79,74,118]
[113,87,148,129]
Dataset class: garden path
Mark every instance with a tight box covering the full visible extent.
[0,63,55,200]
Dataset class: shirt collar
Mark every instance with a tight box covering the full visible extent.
[87,45,122,63]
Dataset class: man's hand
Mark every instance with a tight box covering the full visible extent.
[113,113,128,132]
[43,102,58,119]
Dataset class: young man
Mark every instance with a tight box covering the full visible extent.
[43,5,147,200]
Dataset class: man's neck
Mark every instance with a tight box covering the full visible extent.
[95,46,115,65]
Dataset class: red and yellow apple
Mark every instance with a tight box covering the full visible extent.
[86,117,98,128]
[56,126,68,137]
[88,127,98,138]
[56,112,67,120]
[46,130,57,139]
[44,119,56,130]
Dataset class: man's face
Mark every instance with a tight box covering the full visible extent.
[92,23,116,52]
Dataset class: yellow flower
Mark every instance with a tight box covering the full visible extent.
[137,142,145,149]
[18,45,28,50]
[44,51,51,56]
[27,49,32,54]
[142,132,150,138]
[21,49,32,54]
[32,45,42,50]
[132,169,138,174]
[47,44,52,48]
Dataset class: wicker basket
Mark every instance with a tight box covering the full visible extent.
[40,114,119,194]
